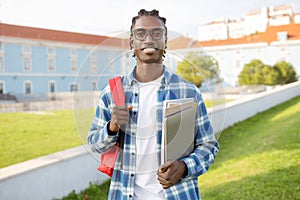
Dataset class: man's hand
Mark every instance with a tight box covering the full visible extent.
[157,160,188,189]
[109,106,133,133]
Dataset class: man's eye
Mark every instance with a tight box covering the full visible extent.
[153,31,162,36]
[136,31,146,37]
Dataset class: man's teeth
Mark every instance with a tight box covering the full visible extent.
[143,48,156,53]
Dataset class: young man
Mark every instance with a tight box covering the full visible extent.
[88,9,219,199]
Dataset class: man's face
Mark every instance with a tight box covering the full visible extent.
[130,16,167,64]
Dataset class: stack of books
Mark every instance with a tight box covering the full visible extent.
[161,98,197,164]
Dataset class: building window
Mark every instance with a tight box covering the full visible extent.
[70,49,77,72]
[23,45,31,54]
[90,53,97,72]
[48,47,56,71]
[71,58,77,71]
[70,49,77,57]
[23,57,32,71]
[48,47,55,55]
[0,82,4,94]
[0,56,4,71]
[48,57,56,71]
[108,52,115,73]
[24,81,32,94]
[70,83,78,92]
[92,81,97,91]
[49,81,56,93]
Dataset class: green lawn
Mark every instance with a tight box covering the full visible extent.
[60,96,300,199]
[199,95,300,199]
[0,100,224,169]
[0,110,84,168]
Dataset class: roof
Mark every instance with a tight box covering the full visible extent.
[1,23,300,50]
[0,23,129,48]
[167,36,201,50]
[196,23,300,48]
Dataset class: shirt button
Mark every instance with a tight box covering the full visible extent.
[131,173,134,177]
[133,111,137,115]
[135,93,138,96]
[129,194,133,198]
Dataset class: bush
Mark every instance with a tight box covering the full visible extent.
[238,59,298,85]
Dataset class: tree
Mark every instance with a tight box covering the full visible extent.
[273,61,297,84]
[238,59,298,86]
[263,65,279,85]
[176,52,221,87]
[238,59,265,85]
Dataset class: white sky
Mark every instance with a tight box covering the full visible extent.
[0,0,299,38]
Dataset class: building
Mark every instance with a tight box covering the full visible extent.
[198,4,297,41]
[0,23,132,101]
[1,21,299,101]
[197,18,229,41]
[172,23,300,86]
[196,23,300,85]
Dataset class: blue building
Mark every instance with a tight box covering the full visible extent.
[0,23,132,101]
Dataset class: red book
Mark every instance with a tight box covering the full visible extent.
[109,76,125,106]
[98,76,124,177]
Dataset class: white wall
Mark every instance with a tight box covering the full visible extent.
[208,81,300,135]
[0,145,108,200]
[0,81,299,200]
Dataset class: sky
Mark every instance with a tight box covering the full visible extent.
[0,0,299,39]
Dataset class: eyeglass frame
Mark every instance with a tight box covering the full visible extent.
[131,28,166,41]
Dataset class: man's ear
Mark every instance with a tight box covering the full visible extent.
[130,36,134,50]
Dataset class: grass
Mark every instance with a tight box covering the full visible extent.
[59,96,300,199]
[198,95,300,199]
[0,110,84,168]
[0,100,223,169]
[53,180,111,200]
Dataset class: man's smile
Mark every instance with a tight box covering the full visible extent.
[141,47,158,54]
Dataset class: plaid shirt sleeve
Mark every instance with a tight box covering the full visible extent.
[87,86,119,153]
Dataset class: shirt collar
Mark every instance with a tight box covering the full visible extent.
[125,65,172,86]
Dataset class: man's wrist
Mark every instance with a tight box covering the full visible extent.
[107,121,119,135]
[180,160,188,178]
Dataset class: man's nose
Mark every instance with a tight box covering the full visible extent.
[144,33,154,42]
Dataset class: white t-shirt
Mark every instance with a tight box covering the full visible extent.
[134,75,165,200]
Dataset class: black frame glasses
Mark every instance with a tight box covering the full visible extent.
[132,28,166,41]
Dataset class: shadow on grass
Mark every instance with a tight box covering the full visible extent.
[201,164,300,200]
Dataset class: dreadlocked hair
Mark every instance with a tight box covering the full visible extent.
[130,9,167,57]
[130,9,167,34]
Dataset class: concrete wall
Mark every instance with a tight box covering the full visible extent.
[208,81,300,136]
[0,91,99,112]
[0,81,299,200]
[0,146,108,200]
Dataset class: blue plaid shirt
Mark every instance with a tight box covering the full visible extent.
[88,66,219,200]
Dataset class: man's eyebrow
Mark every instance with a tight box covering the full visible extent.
[133,28,165,30]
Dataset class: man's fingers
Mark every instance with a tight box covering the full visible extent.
[159,160,173,172]
[157,175,172,189]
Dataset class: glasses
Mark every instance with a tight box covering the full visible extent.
[132,28,166,41]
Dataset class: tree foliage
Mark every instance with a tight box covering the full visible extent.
[273,61,298,84]
[176,52,221,87]
[238,59,298,85]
